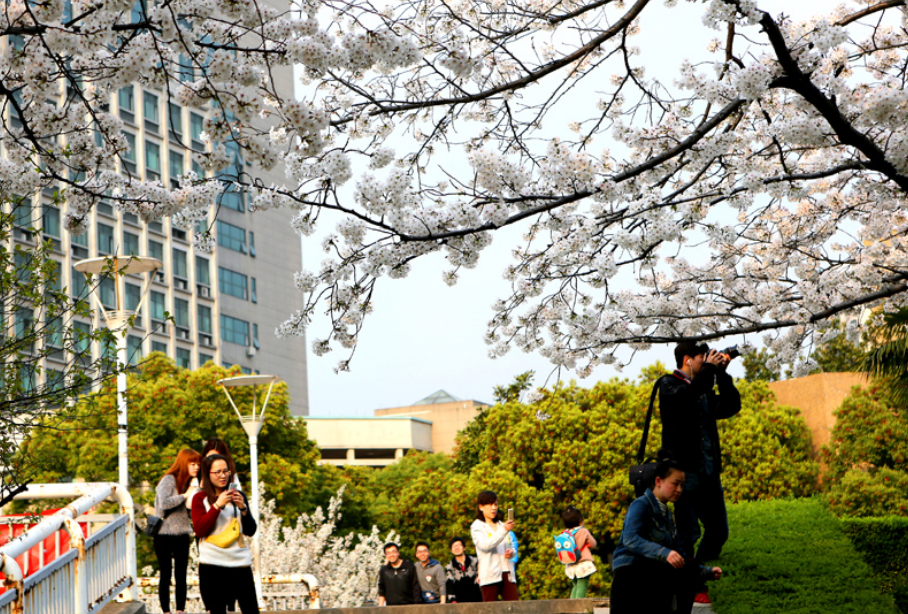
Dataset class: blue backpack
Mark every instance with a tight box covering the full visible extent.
[554,528,582,564]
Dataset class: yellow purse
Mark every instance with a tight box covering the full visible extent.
[206,507,242,548]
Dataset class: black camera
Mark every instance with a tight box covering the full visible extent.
[719,345,740,360]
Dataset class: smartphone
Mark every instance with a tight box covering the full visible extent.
[507,508,514,522]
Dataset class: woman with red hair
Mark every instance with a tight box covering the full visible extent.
[154,448,202,614]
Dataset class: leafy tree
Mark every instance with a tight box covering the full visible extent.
[862,308,908,407]
[369,368,818,599]
[17,354,320,520]
[808,320,864,374]
[0,205,120,504]
[453,370,534,474]
[742,348,781,382]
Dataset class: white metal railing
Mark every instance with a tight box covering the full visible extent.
[0,483,137,614]
[139,573,321,613]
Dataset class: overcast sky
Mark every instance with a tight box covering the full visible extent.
[297,0,831,417]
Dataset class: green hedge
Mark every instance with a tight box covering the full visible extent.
[710,498,898,614]
[842,516,908,613]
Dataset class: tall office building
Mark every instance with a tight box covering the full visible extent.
[5,25,310,416]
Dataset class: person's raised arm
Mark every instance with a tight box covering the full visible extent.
[471,521,509,553]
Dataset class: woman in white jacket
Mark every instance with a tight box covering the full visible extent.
[469,490,518,601]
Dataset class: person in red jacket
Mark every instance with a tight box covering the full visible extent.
[191,454,257,614]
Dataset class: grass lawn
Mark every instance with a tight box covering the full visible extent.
[709,498,898,614]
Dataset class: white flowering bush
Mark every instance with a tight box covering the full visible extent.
[6,0,908,374]
[141,487,393,609]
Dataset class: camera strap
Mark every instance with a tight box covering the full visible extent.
[636,376,669,464]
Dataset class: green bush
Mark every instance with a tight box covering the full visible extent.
[842,516,908,613]
[709,498,898,614]
[826,468,908,518]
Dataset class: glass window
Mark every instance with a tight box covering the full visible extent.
[71,229,88,247]
[123,132,136,160]
[220,314,249,346]
[150,291,165,321]
[127,335,143,364]
[13,199,32,228]
[172,248,187,279]
[146,141,161,173]
[98,223,114,254]
[47,316,63,349]
[190,113,204,145]
[178,54,193,83]
[152,340,168,354]
[200,353,213,365]
[15,307,33,339]
[143,91,159,130]
[47,369,66,392]
[176,347,191,369]
[218,267,247,299]
[72,267,88,299]
[99,276,116,308]
[192,159,205,178]
[74,321,92,354]
[123,231,139,255]
[218,186,244,212]
[174,298,189,327]
[125,283,141,312]
[148,239,164,264]
[168,103,183,136]
[249,231,256,257]
[169,151,183,185]
[216,220,246,254]
[250,277,257,303]
[198,305,212,334]
[42,204,60,237]
[196,256,210,286]
[253,323,259,349]
[119,86,134,112]
[45,260,62,295]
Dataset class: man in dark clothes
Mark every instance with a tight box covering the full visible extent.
[659,342,741,607]
[378,542,422,606]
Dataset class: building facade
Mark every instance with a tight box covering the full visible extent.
[5,20,310,415]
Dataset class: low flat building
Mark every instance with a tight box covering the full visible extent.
[304,416,433,467]
[305,390,490,466]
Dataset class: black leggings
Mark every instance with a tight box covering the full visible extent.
[153,534,190,613]
[199,564,259,614]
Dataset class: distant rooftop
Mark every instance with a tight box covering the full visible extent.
[411,390,461,406]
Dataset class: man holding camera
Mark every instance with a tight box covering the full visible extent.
[659,342,741,607]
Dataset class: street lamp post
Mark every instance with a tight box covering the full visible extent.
[73,256,162,488]
[217,374,282,604]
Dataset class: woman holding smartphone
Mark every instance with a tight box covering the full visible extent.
[470,490,519,601]
[191,454,258,614]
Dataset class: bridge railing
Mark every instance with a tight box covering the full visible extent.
[0,483,137,614]
[139,572,321,612]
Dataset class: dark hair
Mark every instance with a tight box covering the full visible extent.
[200,454,230,505]
[202,438,238,476]
[449,536,466,549]
[415,541,430,552]
[475,490,499,522]
[562,506,584,529]
[654,449,684,483]
[383,542,400,553]
[674,342,709,369]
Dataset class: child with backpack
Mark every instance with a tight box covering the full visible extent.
[555,507,598,598]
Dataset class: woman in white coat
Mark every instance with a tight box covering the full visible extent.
[469,490,518,601]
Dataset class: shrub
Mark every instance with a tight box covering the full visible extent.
[709,498,898,614]
[842,516,908,613]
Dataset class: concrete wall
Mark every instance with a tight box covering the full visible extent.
[375,400,487,454]
[768,372,868,453]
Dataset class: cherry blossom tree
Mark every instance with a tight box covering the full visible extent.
[7,0,908,376]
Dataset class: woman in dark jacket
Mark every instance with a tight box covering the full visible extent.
[610,452,722,614]
[445,536,483,603]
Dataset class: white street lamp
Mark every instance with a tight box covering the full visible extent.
[216,374,282,604]
[73,255,162,489]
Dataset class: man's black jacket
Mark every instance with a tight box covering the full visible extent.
[378,558,421,605]
[658,364,741,475]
